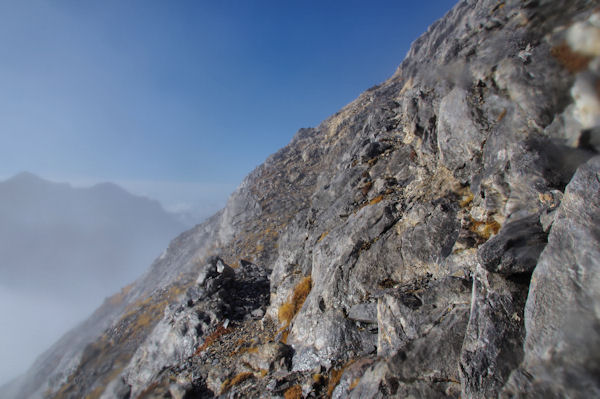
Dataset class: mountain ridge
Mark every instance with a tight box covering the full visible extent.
[0,172,187,387]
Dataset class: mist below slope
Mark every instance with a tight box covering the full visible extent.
[0,172,187,385]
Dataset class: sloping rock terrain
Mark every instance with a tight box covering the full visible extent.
[3,0,600,398]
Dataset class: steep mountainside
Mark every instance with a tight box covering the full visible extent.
[3,0,600,398]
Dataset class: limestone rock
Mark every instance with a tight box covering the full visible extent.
[347,302,377,324]
[503,156,600,397]
[377,276,471,358]
[437,87,486,178]
[478,214,547,275]
[352,297,470,398]
[460,265,528,398]
[239,342,293,373]
[121,257,270,397]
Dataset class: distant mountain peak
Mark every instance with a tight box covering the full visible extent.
[8,171,43,183]
[0,171,188,388]
[90,181,129,195]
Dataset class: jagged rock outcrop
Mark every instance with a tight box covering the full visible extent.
[502,155,600,398]
[3,0,600,398]
[98,256,270,398]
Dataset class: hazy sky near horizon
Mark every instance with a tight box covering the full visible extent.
[0,0,455,214]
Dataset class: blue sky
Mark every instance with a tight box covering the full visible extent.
[0,0,455,217]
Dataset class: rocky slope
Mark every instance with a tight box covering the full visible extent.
[3,0,600,398]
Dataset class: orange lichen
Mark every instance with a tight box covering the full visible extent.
[470,217,502,240]
[327,368,345,397]
[349,377,360,390]
[459,191,474,208]
[368,195,384,205]
[551,42,592,73]
[326,359,358,398]
[538,192,553,204]
[491,2,505,13]
[361,181,373,195]
[496,108,507,122]
[280,328,290,344]
[313,373,326,384]
[278,276,312,325]
[278,303,295,325]
[230,345,259,356]
[220,372,254,394]
[194,323,233,355]
[318,231,329,242]
[284,385,303,399]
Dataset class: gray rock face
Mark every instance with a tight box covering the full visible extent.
[347,302,378,324]
[478,214,547,275]
[4,1,600,399]
[352,298,470,398]
[503,156,600,398]
[460,265,529,398]
[119,256,270,397]
[437,87,487,178]
[239,342,293,373]
[377,276,471,358]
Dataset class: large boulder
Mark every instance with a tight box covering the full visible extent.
[503,156,600,397]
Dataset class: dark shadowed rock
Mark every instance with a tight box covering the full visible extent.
[478,214,547,275]
[352,295,470,398]
[460,265,529,398]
